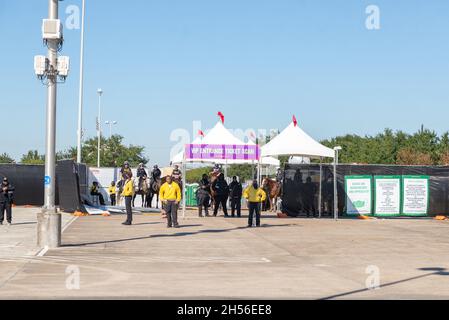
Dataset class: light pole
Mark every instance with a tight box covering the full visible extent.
[34,0,70,248]
[97,88,103,167]
[105,120,117,138]
[333,146,342,220]
[76,0,86,164]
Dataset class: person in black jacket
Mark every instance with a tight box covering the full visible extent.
[229,176,243,217]
[211,173,229,217]
[0,177,15,225]
[196,174,211,217]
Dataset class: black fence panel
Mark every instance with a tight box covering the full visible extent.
[0,164,45,206]
[56,160,86,213]
[283,164,449,217]
[77,163,88,199]
[0,161,87,211]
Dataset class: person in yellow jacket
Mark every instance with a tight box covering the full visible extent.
[243,180,267,228]
[159,176,182,228]
[121,174,134,225]
[108,181,117,206]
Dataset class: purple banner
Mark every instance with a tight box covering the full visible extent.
[185,144,260,161]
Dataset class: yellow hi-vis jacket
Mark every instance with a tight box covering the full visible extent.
[243,186,267,203]
[108,185,116,195]
[122,179,134,197]
[159,182,182,202]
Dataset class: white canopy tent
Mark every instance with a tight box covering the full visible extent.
[261,121,338,219]
[171,122,247,165]
[262,122,335,159]
[171,122,280,166]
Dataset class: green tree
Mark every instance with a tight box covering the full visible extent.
[0,153,15,164]
[320,127,443,166]
[186,167,212,183]
[70,135,148,167]
[228,164,254,181]
[21,150,45,165]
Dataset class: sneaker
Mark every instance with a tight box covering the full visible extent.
[122,221,131,226]
[7,222,12,226]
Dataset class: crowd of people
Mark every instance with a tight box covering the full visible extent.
[87,162,270,228]
[1,160,276,228]
[90,161,182,227]
[194,165,267,228]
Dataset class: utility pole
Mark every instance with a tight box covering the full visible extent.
[76,0,86,163]
[36,0,69,248]
[97,88,103,167]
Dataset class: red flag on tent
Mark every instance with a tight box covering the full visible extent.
[292,115,298,127]
[198,130,205,137]
[217,112,225,124]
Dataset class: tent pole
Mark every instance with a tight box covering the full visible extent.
[224,160,228,179]
[252,160,255,180]
[319,157,322,219]
[182,158,186,219]
[333,149,338,221]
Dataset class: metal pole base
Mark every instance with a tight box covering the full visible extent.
[37,209,62,248]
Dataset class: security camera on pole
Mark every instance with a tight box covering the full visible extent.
[34,0,70,248]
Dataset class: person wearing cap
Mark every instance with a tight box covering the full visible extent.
[136,163,147,193]
[171,164,182,189]
[0,178,15,226]
[120,161,133,180]
[159,176,182,228]
[243,180,267,228]
[121,174,134,225]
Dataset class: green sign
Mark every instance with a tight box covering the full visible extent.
[401,176,430,217]
[345,175,373,216]
[374,176,401,217]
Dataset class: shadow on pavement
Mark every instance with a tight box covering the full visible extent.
[320,267,449,300]
[63,223,294,247]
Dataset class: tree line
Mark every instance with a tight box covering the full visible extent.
[320,127,449,166]
[2,127,449,170]
[0,135,148,167]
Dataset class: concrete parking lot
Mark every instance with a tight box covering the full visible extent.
[0,207,449,299]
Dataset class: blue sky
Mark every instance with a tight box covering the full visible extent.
[1,0,448,166]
